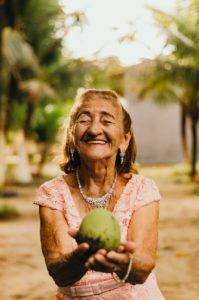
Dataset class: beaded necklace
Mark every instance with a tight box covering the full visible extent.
[76,170,117,208]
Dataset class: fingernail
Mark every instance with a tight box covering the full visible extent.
[95,254,101,260]
[107,253,114,258]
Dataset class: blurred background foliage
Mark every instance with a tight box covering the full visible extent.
[127,0,199,177]
[0,0,198,188]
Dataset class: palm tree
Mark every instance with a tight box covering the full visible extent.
[0,0,88,184]
[0,1,7,186]
[0,0,59,184]
[0,1,40,185]
[136,3,199,176]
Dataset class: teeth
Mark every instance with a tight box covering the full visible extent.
[87,141,106,144]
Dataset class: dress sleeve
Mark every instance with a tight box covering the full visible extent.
[134,176,161,210]
[33,180,64,211]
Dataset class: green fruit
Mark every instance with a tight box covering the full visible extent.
[77,208,121,254]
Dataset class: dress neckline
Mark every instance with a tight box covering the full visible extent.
[60,173,135,224]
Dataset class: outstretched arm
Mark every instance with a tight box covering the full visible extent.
[39,206,89,286]
[85,200,159,285]
[120,200,159,284]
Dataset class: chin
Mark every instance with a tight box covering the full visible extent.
[80,152,111,162]
[84,155,109,161]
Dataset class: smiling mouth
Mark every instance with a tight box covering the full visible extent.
[86,140,107,144]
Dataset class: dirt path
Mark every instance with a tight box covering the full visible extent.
[0,168,199,300]
[156,181,199,300]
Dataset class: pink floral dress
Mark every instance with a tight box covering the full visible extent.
[34,173,165,300]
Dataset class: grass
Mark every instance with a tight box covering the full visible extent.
[0,204,19,220]
[140,162,198,182]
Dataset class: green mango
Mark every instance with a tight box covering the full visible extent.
[77,208,121,254]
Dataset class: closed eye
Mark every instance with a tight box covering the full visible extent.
[77,116,91,124]
[103,120,114,125]
[78,120,90,124]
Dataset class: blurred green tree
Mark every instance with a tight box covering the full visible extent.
[0,0,86,184]
[135,1,199,176]
[0,0,120,184]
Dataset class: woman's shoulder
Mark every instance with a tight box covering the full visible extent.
[38,174,65,190]
[123,172,155,184]
[34,175,67,211]
[131,173,161,208]
[127,172,156,184]
[37,173,77,197]
[124,172,160,197]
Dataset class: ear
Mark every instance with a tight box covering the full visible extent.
[120,131,131,154]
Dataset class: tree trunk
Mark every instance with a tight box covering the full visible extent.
[180,104,190,163]
[13,131,32,184]
[36,143,50,176]
[190,118,197,177]
[0,131,6,186]
[24,102,35,138]
[4,74,18,132]
[0,2,7,186]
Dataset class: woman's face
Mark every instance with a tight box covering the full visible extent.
[72,97,130,163]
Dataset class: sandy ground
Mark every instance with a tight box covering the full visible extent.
[0,166,199,300]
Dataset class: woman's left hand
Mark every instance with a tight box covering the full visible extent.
[85,241,136,274]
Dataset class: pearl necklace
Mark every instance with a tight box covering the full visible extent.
[76,170,117,208]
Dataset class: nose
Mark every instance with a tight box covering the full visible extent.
[87,119,102,136]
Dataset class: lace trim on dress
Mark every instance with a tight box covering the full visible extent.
[133,175,161,210]
[34,176,65,211]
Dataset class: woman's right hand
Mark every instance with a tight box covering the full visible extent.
[71,242,90,263]
[84,241,136,274]
[68,228,90,262]
[68,228,79,239]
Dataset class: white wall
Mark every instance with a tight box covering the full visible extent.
[124,65,199,165]
[127,97,184,164]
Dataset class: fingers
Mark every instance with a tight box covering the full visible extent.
[85,252,117,272]
[68,228,79,238]
[83,241,136,273]
[78,243,90,251]
[116,245,125,253]
[106,251,130,264]
[85,249,131,273]
[97,249,107,255]
[120,241,136,253]
[116,241,136,254]
[74,243,90,258]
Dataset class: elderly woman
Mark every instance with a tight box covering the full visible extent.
[34,89,165,300]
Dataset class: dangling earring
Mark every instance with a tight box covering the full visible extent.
[120,150,125,165]
[70,148,75,161]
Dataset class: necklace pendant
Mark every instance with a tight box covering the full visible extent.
[76,170,117,208]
